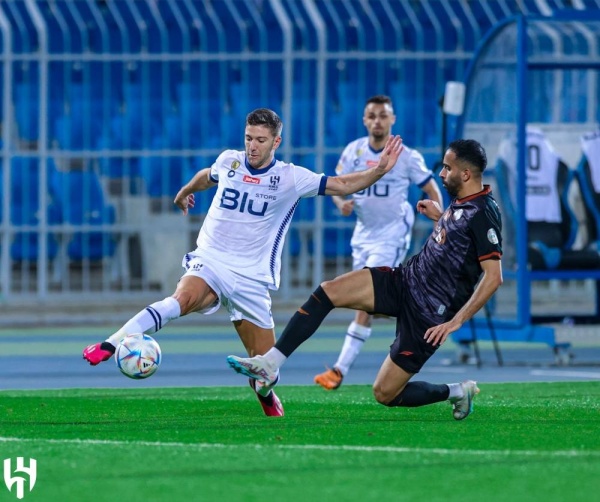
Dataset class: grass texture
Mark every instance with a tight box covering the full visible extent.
[1,382,599,502]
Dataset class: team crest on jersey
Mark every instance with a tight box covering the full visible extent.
[243,175,260,185]
[487,228,499,244]
[269,175,280,191]
[433,227,446,245]
[453,209,464,220]
[228,160,241,178]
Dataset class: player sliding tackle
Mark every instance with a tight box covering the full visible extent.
[228,139,503,420]
[83,108,404,418]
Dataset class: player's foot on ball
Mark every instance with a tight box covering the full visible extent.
[451,380,480,420]
[227,354,278,385]
[249,378,284,417]
[314,367,343,390]
[83,342,116,365]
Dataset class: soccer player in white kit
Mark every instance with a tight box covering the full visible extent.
[314,95,442,390]
[83,108,404,417]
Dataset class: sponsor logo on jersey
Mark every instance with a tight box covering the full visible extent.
[437,304,446,315]
[243,175,261,184]
[487,228,499,244]
[453,209,464,220]
[366,160,379,168]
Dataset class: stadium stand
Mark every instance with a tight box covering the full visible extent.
[0,0,599,333]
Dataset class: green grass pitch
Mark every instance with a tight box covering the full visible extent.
[1,382,599,502]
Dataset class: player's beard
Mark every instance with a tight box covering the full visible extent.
[443,179,459,197]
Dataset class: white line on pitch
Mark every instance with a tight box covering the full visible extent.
[530,370,600,379]
[1,437,599,458]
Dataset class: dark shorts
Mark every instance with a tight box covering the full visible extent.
[368,266,439,374]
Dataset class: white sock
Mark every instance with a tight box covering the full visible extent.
[447,382,463,400]
[106,297,181,347]
[334,321,372,376]
[262,347,287,369]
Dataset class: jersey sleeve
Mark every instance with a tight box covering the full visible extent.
[209,149,237,183]
[469,207,503,261]
[407,149,435,187]
[293,165,327,198]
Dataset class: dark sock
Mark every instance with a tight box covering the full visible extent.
[250,379,274,405]
[386,382,450,407]
[275,286,335,357]
[101,342,116,353]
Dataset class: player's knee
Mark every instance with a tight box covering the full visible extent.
[372,383,394,406]
[171,291,195,315]
[320,279,341,305]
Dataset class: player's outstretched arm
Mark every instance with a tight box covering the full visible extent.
[174,168,216,215]
[325,135,404,196]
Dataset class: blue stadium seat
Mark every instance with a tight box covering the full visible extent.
[139,136,195,199]
[50,167,117,261]
[9,157,60,261]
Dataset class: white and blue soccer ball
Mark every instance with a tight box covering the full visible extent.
[115,333,162,379]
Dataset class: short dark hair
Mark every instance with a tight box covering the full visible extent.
[366,95,393,108]
[246,108,283,137]
[448,139,487,173]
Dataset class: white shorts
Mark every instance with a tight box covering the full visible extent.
[352,241,410,271]
[181,252,274,329]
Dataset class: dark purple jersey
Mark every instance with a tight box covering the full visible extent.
[403,185,502,321]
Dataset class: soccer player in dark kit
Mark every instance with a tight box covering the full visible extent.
[228,139,503,420]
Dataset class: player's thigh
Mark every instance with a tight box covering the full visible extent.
[233,319,276,357]
[173,275,218,315]
[322,268,375,311]
[372,355,413,404]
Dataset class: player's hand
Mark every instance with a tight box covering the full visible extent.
[417,199,443,222]
[374,135,404,175]
[174,192,195,215]
[338,199,355,216]
[423,320,462,346]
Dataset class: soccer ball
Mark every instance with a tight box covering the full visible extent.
[115,333,162,379]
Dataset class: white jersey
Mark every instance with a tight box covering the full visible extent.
[336,137,433,247]
[581,130,600,192]
[194,150,327,289]
[497,126,562,223]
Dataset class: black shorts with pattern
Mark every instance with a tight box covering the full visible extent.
[368,266,439,374]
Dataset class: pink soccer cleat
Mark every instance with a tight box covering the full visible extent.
[249,378,284,417]
[83,342,116,366]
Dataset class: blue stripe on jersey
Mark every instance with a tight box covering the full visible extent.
[209,173,218,183]
[417,175,433,188]
[270,199,300,283]
[318,176,328,195]
[146,306,161,331]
